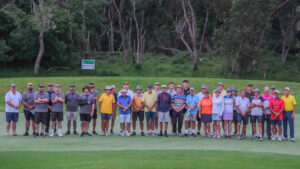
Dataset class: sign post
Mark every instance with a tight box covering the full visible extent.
[81,59,95,70]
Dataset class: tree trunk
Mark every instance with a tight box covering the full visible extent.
[34,31,45,75]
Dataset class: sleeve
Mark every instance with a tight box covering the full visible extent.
[112,96,115,104]
[5,93,9,102]
[99,94,103,103]
[142,94,145,102]
[90,96,95,104]
[220,98,224,115]
[128,97,132,104]
[156,95,161,111]
[154,93,157,102]
[19,93,22,102]
[45,93,49,100]
[281,100,285,109]
[269,100,273,110]
[22,92,26,101]
[117,97,121,105]
[292,96,297,105]
[34,93,38,101]
[95,91,99,97]
[65,93,68,104]
[51,93,55,101]
[62,94,65,99]
[260,96,264,103]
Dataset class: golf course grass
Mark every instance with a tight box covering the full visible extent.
[0,76,299,169]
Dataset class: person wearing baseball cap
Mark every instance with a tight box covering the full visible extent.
[142,84,157,136]
[199,91,212,137]
[182,80,190,97]
[167,82,176,96]
[231,87,239,136]
[246,83,254,99]
[131,85,145,136]
[22,83,36,136]
[213,82,226,97]
[270,85,276,97]
[45,83,55,136]
[118,82,134,99]
[98,86,115,136]
[5,84,22,136]
[117,89,132,136]
[249,88,264,141]
[65,84,80,136]
[269,90,285,141]
[261,86,273,140]
[196,84,208,135]
[223,89,235,138]
[34,84,49,137]
[78,85,95,137]
[110,85,118,134]
[171,85,186,136]
[157,85,172,137]
[212,88,224,139]
[236,90,251,140]
[281,87,296,142]
[88,82,99,135]
[184,87,199,137]
[153,82,162,135]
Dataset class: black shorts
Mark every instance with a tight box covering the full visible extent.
[51,112,63,121]
[250,115,263,123]
[233,110,238,124]
[80,113,91,122]
[132,111,144,121]
[197,115,201,122]
[24,110,35,121]
[92,109,98,119]
[35,112,48,124]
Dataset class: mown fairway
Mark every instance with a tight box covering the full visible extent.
[0,77,299,169]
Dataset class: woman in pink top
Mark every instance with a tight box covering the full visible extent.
[261,86,274,139]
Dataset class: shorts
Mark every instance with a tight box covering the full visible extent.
[120,114,131,123]
[80,113,91,123]
[250,115,263,123]
[212,114,222,121]
[223,112,233,120]
[145,111,156,121]
[158,111,170,123]
[51,112,63,121]
[101,113,112,120]
[132,111,144,121]
[237,113,249,125]
[233,110,238,124]
[66,111,78,121]
[201,114,212,123]
[35,112,48,124]
[271,120,282,126]
[24,110,35,121]
[6,112,19,123]
[92,109,98,119]
[185,113,197,121]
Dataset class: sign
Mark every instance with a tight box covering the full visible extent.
[81,59,95,70]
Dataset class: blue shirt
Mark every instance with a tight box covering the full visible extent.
[186,94,199,114]
[117,95,132,115]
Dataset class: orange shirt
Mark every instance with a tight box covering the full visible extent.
[200,97,212,114]
[132,94,144,112]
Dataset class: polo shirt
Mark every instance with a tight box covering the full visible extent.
[99,93,115,114]
[250,96,264,116]
[132,93,144,112]
[78,93,94,114]
[117,95,132,115]
[281,95,297,112]
[167,89,176,96]
[212,95,224,115]
[245,91,254,100]
[142,92,157,112]
[261,94,273,114]
[34,92,49,113]
[200,97,212,114]
[51,93,65,112]
[269,98,285,120]
[172,93,186,110]
[5,91,22,113]
[65,91,80,112]
[236,96,250,113]
[186,94,199,114]
[22,90,36,111]
[224,95,233,113]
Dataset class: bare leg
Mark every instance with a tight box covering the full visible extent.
[228,120,232,136]
[67,120,71,131]
[93,118,96,131]
[224,121,228,136]
[81,122,84,133]
[278,125,282,136]
[6,122,10,136]
[12,122,17,135]
[160,122,163,131]
[139,120,144,131]
[73,120,76,131]
[132,120,137,131]
[164,122,168,132]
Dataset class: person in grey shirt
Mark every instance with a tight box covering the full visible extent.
[249,88,264,141]
[89,82,99,135]
[65,84,80,135]
[22,83,36,136]
[34,84,49,137]
[50,84,65,137]
[79,86,95,137]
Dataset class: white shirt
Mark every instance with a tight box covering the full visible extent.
[5,90,22,113]
[212,95,224,115]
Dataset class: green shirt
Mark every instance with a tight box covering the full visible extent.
[142,92,157,112]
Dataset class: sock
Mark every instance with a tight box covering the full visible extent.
[192,130,195,134]
[58,129,62,135]
[185,130,188,134]
[260,134,262,138]
[133,130,136,132]
[141,130,144,132]
[51,129,54,134]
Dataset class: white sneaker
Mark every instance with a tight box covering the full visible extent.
[278,137,282,142]
[155,130,159,135]
[121,132,125,136]
[125,132,131,136]
[217,135,221,139]
[58,134,63,137]
[105,132,110,136]
[271,136,276,141]
[100,132,105,136]
[50,133,54,137]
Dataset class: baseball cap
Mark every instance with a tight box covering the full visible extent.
[176,85,182,89]
[231,87,237,91]
[284,87,290,91]
[82,85,89,91]
[148,84,153,88]
[226,88,232,92]
[154,82,160,86]
[248,83,253,87]
[218,82,224,86]
[11,84,16,87]
[89,82,94,85]
[70,84,75,87]
[55,84,61,88]
[183,80,189,83]
[105,86,111,90]
[161,85,167,88]
[120,89,127,93]
[190,87,195,91]
[48,83,54,87]
[28,83,33,86]
[136,85,142,90]
[271,85,276,89]
[215,88,221,92]
[201,84,207,89]
[275,90,280,94]
[111,85,116,89]
[39,84,45,88]
[254,88,260,93]
[124,82,129,85]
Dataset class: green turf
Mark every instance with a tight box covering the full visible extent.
[0,150,299,169]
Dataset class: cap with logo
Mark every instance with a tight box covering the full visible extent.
[248,84,253,87]
[39,84,45,88]
[124,82,129,85]
[55,84,61,88]
[275,90,280,94]
[154,82,160,86]
[111,85,116,89]
[218,82,224,86]
[48,83,54,87]
[190,87,195,91]
[28,83,33,86]
[120,89,128,93]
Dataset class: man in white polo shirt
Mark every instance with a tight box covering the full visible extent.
[5,84,22,136]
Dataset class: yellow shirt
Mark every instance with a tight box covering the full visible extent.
[281,95,297,111]
[142,92,157,112]
[99,93,115,114]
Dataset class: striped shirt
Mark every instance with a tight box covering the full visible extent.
[172,94,186,110]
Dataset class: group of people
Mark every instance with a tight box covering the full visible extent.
[4,80,296,142]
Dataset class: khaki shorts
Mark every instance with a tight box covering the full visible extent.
[185,113,197,121]
[66,111,78,121]
[158,111,170,123]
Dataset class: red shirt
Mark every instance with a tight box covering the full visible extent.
[269,98,285,120]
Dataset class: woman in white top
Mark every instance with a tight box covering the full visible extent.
[212,89,224,138]
[223,89,235,138]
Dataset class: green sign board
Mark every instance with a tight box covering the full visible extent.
[81,59,95,70]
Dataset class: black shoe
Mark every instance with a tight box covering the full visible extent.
[40,133,44,137]
[131,132,136,136]
[158,131,163,136]
[141,132,145,136]
[164,131,168,137]
[197,132,200,136]
[23,132,29,136]
[110,129,114,134]
[191,133,196,137]
[33,131,36,136]
[87,132,92,136]
[92,131,98,135]
[184,133,189,137]
[80,132,85,137]
[33,132,38,137]
[65,131,71,135]
[73,131,79,135]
